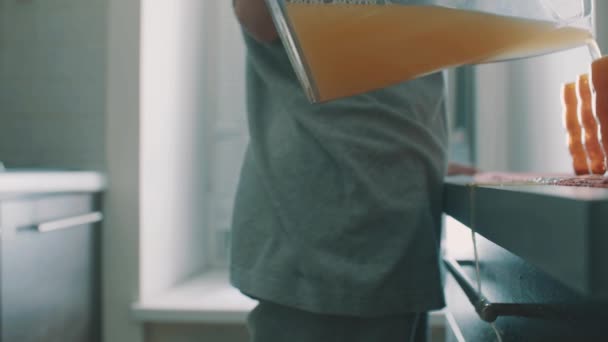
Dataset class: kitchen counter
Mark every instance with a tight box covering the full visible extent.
[443,176,608,300]
[0,170,106,197]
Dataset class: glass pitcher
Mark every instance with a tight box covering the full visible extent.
[266,0,595,103]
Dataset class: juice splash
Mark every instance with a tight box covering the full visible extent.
[577,74,606,175]
[562,82,590,175]
[285,3,595,102]
[590,56,608,168]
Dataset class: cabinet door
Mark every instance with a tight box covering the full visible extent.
[1,194,101,342]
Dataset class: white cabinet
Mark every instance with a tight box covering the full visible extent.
[1,193,102,342]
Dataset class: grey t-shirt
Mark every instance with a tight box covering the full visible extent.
[230,33,449,316]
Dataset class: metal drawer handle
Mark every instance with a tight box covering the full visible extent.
[35,212,103,233]
[443,257,607,322]
[444,257,495,321]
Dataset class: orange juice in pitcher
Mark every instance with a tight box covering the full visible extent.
[266,0,595,103]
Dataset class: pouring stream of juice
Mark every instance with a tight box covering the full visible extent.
[285,3,601,102]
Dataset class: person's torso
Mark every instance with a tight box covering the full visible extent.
[230,33,449,315]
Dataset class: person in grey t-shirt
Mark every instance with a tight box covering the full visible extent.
[231,1,475,341]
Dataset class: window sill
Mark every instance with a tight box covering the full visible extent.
[131,269,446,327]
[132,269,257,324]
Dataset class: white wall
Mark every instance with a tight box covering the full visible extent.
[475,47,592,172]
[139,0,249,298]
[139,0,210,302]
[140,1,250,340]
[104,0,143,341]
[0,0,107,170]
[107,0,250,340]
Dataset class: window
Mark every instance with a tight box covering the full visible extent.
[207,1,249,267]
[138,0,248,300]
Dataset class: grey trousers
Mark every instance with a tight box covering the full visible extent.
[247,301,427,342]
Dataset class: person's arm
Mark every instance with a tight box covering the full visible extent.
[233,0,279,43]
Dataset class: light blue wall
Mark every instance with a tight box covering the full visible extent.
[0,0,107,170]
